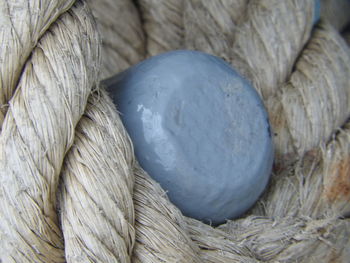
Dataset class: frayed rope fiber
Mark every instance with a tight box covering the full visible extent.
[0,0,350,262]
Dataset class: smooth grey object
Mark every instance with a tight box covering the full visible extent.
[104,50,274,225]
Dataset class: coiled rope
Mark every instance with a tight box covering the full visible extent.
[1,0,350,262]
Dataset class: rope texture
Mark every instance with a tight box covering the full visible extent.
[1,0,350,262]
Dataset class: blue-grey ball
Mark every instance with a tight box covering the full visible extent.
[105,50,274,225]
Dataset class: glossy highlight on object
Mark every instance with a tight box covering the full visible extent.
[105,50,274,225]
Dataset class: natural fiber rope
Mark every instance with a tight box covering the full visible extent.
[86,0,145,79]
[270,22,350,162]
[0,1,100,261]
[1,0,350,262]
[0,0,75,129]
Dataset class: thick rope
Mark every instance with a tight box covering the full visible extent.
[0,1,100,261]
[0,0,75,129]
[137,0,184,57]
[139,0,315,99]
[132,164,201,262]
[1,0,350,262]
[86,0,145,79]
[184,0,248,62]
[269,22,350,162]
[254,121,350,219]
[228,0,315,99]
[59,89,135,262]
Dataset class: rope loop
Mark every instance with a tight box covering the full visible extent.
[1,0,349,262]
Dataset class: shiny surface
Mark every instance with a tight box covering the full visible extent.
[105,50,274,225]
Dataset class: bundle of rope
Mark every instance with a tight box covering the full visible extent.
[1,0,350,262]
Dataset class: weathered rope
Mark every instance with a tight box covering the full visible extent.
[59,89,135,262]
[270,22,350,162]
[0,1,100,261]
[0,0,75,129]
[86,0,145,79]
[1,0,350,262]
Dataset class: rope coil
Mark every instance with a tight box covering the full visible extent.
[1,0,349,262]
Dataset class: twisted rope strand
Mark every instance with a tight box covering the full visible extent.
[59,89,135,262]
[87,0,145,79]
[1,0,350,262]
[0,1,100,261]
[184,0,248,62]
[132,164,201,262]
[0,0,75,129]
[230,0,315,99]
[220,216,350,262]
[256,119,350,220]
[137,0,185,56]
[269,22,350,161]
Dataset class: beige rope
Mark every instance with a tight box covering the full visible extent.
[257,121,350,219]
[0,0,75,129]
[229,0,315,99]
[269,22,350,162]
[1,0,350,262]
[87,0,145,79]
[137,0,184,57]
[0,1,100,261]
[219,216,350,262]
[184,0,248,62]
[132,164,201,262]
[59,89,135,262]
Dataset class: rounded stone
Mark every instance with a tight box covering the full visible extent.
[105,50,274,225]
